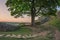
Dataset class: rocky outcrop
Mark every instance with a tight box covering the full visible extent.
[35,16,50,24]
[0,22,19,31]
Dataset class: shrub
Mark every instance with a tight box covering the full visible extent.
[49,18,60,31]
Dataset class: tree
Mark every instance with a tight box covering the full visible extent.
[6,0,60,26]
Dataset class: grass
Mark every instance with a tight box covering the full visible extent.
[0,37,25,40]
[0,28,32,35]
[0,37,54,40]
[0,24,32,35]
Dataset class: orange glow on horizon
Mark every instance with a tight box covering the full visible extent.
[0,0,31,22]
[0,16,31,22]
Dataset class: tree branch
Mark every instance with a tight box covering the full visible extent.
[36,7,41,14]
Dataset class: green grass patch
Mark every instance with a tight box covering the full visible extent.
[0,37,24,40]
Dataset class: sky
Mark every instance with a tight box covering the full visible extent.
[0,0,31,22]
[0,0,60,22]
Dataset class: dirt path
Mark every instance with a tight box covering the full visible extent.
[55,30,60,40]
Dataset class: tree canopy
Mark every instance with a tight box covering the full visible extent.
[6,0,60,17]
[6,0,60,26]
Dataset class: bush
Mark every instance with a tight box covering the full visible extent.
[49,18,60,31]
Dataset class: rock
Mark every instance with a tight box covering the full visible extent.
[5,34,11,37]
[10,34,16,38]
[0,34,5,37]
[16,35,22,38]
[40,16,50,24]
[22,36,26,38]
[36,16,50,24]
[0,22,19,31]
[24,35,31,38]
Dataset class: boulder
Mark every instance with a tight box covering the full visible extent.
[0,22,19,31]
[35,16,50,24]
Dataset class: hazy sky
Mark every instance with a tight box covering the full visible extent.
[0,0,60,22]
[0,0,31,22]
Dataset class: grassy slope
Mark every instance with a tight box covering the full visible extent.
[0,27,32,35]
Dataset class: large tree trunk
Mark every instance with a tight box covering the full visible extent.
[31,0,36,26]
[31,11,35,26]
